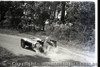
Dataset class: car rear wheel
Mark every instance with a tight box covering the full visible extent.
[21,39,25,48]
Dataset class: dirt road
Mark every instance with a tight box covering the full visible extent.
[0,33,95,65]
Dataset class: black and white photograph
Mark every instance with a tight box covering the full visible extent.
[0,0,98,67]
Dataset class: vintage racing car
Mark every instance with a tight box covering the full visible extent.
[21,37,57,53]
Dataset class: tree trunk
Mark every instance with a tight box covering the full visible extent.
[54,10,56,19]
[61,2,66,24]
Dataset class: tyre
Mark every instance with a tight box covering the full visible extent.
[39,47,44,53]
[35,42,44,52]
[21,39,25,48]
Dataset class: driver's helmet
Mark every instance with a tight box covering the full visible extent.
[45,37,50,42]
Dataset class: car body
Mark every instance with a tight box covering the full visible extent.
[21,37,57,53]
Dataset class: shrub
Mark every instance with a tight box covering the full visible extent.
[45,21,95,47]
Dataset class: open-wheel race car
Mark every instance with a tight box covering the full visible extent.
[21,37,57,53]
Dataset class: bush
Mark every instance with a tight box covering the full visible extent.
[45,21,95,48]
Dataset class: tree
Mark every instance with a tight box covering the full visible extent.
[80,2,95,26]
[61,2,66,24]
[39,11,50,31]
[33,2,50,31]
[65,2,80,23]
[5,2,24,28]
[0,2,12,26]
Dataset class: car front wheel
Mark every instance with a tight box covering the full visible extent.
[35,42,44,53]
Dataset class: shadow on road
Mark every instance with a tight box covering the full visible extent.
[25,47,36,52]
